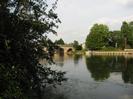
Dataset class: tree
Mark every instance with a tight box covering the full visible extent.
[55,38,65,45]
[0,0,66,99]
[120,21,133,49]
[85,24,109,50]
[128,22,133,48]
[73,40,82,50]
[73,40,79,49]
[121,22,130,49]
[108,31,122,48]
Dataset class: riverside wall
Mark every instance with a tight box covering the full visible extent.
[86,50,133,56]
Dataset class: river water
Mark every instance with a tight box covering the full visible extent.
[41,54,133,99]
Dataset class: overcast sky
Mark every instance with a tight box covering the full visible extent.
[48,0,133,43]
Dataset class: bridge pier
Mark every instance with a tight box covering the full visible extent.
[57,45,74,54]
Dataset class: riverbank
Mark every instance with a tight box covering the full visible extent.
[86,50,133,56]
[73,50,86,55]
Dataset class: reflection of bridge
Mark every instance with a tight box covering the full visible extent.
[56,45,74,54]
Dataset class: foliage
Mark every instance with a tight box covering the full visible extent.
[107,31,122,48]
[73,40,82,50]
[73,40,79,48]
[128,22,133,48]
[121,22,130,38]
[100,47,121,51]
[85,21,133,50]
[121,21,130,48]
[0,0,66,99]
[105,21,133,49]
[121,22,133,47]
[85,24,109,50]
[120,21,133,48]
[55,38,65,45]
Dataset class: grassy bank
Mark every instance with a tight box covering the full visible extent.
[73,50,86,55]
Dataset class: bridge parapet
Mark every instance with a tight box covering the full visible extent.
[58,44,74,53]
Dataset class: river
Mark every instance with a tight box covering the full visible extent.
[40,54,133,99]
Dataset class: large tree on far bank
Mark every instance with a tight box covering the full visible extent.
[121,21,130,48]
[85,24,109,50]
[121,21,133,48]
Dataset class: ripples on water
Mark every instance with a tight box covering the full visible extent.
[41,54,133,99]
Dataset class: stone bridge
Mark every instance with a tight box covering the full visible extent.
[56,44,74,54]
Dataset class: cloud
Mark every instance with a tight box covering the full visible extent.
[49,0,133,43]
[114,0,133,7]
[95,15,133,30]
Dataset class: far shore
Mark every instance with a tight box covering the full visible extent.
[85,50,133,56]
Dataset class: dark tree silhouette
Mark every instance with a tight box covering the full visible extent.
[0,0,66,98]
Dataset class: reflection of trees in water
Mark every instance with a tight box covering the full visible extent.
[122,57,133,84]
[85,55,133,83]
[42,92,67,99]
[73,54,82,65]
[54,54,73,67]
[54,54,64,67]
[31,86,67,99]
[42,86,68,99]
[109,56,124,72]
[86,56,110,81]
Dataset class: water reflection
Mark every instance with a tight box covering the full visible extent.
[53,54,133,84]
[54,54,64,67]
[86,56,110,81]
[31,87,68,99]
[41,54,133,99]
[42,87,68,99]
[122,58,133,84]
[85,55,133,83]
[73,54,82,65]
[54,54,81,66]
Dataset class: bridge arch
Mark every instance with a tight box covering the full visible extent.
[58,45,74,54]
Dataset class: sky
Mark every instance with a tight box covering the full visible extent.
[48,0,133,43]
